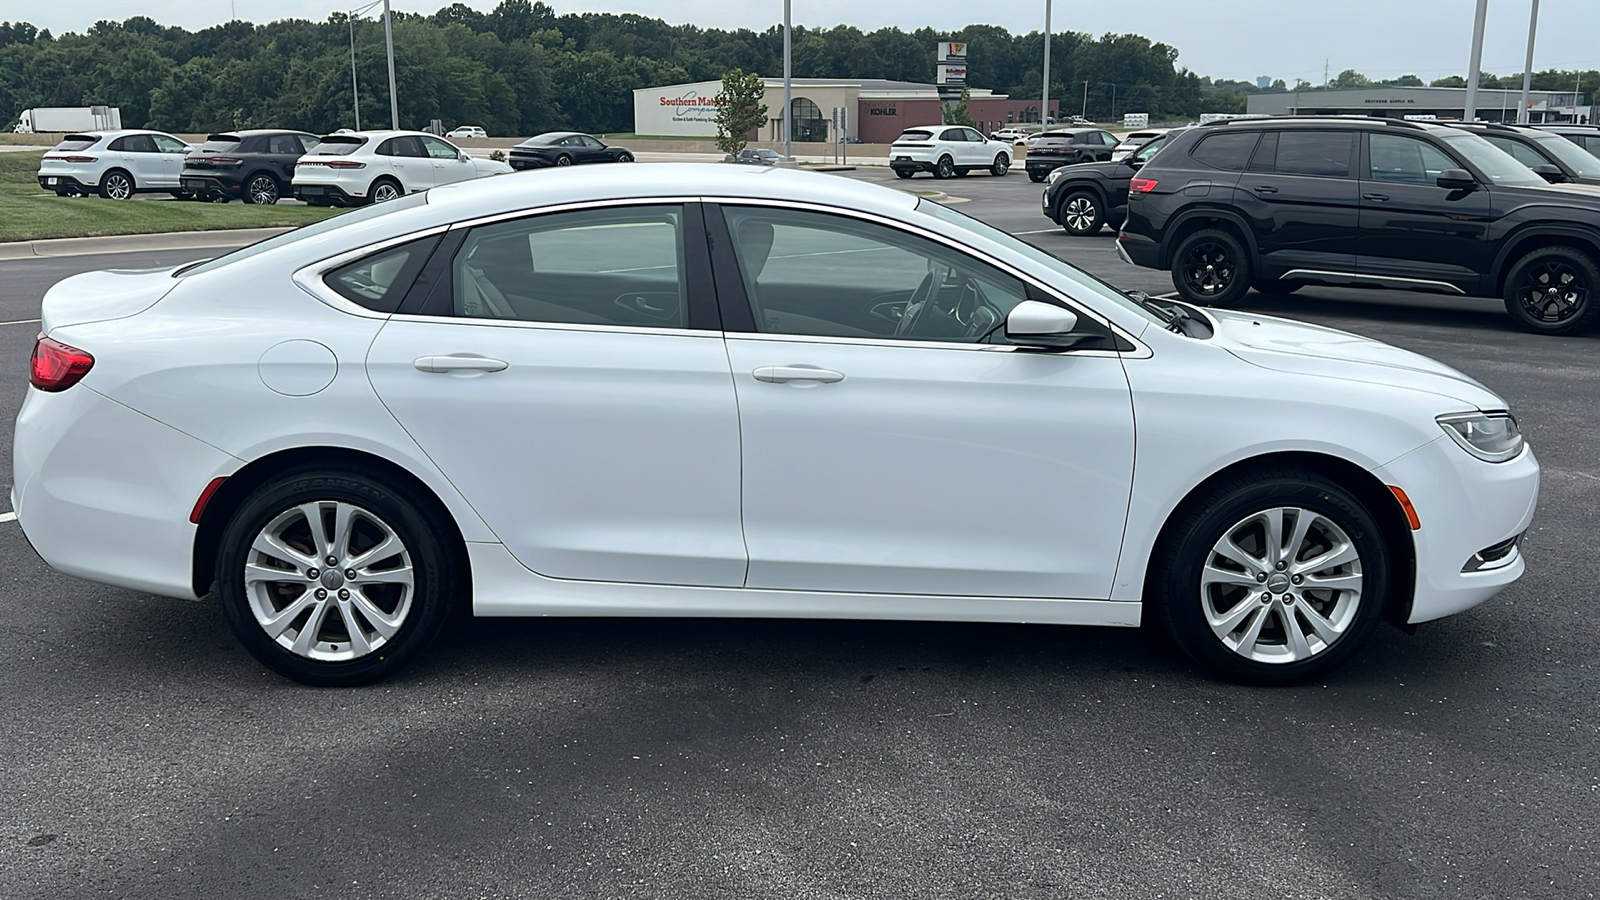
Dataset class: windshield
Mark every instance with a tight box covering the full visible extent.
[1441,133,1546,186]
[1530,134,1600,177]
[896,130,934,141]
[1133,135,1170,162]
[51,137,97,152]
[916,199,1165,326]
[177,191,430,276]
[199,137,242,152]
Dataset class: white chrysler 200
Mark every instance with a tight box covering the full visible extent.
[14,166,1538,686]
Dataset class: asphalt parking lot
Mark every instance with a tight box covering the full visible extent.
[2,167,1598,899]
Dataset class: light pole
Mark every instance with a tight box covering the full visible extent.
[348,10,361,130]
[383,0,399,129]
[1518,0,1540,124]
[1463,0,1488,122]
[1041,0,1051,124]
[780,0,793,163]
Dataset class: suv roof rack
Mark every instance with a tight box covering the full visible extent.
[1443,121,1538,133]
[1204,115,1428,131]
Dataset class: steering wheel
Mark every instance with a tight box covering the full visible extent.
[894,270,938,338]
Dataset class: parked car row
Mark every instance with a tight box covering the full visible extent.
[1044,117,1600,335]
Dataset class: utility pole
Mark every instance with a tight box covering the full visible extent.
[383,0,399,129]
[1041,0,1052,124]
[348,11,361,130]
[1081,80,1089,118]
[1518,0,1540,124]
[781,0,793,162]
[1464,0,1488,122]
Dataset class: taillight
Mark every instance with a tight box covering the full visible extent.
[30,335,94,392]
[300,159,365,169]
[1130,177,1159,194]
[43,155,97,163]
[205,156,242,165]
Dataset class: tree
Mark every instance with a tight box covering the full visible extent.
[943,87,975,126]
[1328,69,1370,89]
[714,67,766,155]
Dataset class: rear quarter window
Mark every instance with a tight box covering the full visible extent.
[323,234,442,313]
[1189,131,1261,171]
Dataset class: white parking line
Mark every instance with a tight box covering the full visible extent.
[0,318,41,327]
[0,512,16,523]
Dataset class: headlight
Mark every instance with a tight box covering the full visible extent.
[1047,168,1066,185]
[1437,411,1523,462]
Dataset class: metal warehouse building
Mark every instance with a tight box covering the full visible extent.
[1246,85,1594,123]
[633,78,1060,143]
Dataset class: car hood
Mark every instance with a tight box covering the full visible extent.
[471,158,514,176]
[1206,308,1503,409]
[40,267,181,335]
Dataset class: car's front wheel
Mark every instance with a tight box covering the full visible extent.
[1171,228,1252,307]
[216,469,458,686]
[1150,469,1390,685]
[1058,190,1104,236]
[616,152,634,163]
[990,154,1010,176]
[1503,245,1600,334]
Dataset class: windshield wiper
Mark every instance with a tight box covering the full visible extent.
[1126,290,1203,336]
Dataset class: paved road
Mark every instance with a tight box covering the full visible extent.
[2,172,1597,900]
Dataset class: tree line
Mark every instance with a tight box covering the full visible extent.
[0,5,1594,135]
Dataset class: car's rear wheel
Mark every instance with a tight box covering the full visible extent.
[244,174,280,205]
[555,154,573,167]
[990,154,1010,176]
[1253,279,1303,296]
[216,469,457,686]
[1503,245,1600,334]
[1059,190,1104,236]
[369,178,402,203]
[1172,228,1252,307]
[98,169,134,200]
[933,155,954,179]
[893,168,914,179]
[1150,469,1389,685]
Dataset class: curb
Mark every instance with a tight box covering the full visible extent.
[0,227,295,262]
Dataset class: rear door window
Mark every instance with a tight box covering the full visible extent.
[1271,132,1356,177]
[1190,132,1260,171]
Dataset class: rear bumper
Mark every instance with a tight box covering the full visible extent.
[37,175,93,193]
[1025,157,1073,175]
[179,173,244,199]
[1116,231,1161,268]
[292,182,361,204]
[889,154,938,173]
[509,156,555,170]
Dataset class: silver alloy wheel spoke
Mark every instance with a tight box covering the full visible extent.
[245,500,414,663]
[1201,506,1363,664]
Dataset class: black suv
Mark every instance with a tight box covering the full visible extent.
[1442,122,1600,186]
[1024,128,1119,182]
[1042,131,1182,235]
[1117,117,1600,334]
[180,130,321,204]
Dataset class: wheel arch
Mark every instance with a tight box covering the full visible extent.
[191,446,472,602]
[367,173,402,197]
[1490,226,1600,296]
[1057,180,1111,212]
[1159,209,1260,271]
[1140,450,1417,628]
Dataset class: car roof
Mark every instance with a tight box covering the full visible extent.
[1204,116,1458,135]
[66,129,175,140]
[527,131,587,141]
[205,129,314,139]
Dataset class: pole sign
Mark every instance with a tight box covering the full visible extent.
[936,42,967,101]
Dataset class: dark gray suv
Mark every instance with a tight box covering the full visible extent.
[1117,117,1600,334]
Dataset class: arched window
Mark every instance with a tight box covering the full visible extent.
[1025,105,1039,123]
[789,97,828,143]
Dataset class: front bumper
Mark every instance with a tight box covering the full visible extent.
[14,384,236,601]
[1374,436,1541,624]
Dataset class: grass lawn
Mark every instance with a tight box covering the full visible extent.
[0,151,340,243]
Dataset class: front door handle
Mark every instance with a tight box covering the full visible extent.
[1363,192,1390,201]
[1252,185,1278,194]
[752,365,845,384]
[413,355,508,373]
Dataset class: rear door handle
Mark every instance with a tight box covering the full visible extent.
[1363,193,1390,201]
[1252,185,1278,193]
[413,355,508,373]
[752,365,845,384]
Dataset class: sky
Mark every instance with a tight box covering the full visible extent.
[12,0,1598,85]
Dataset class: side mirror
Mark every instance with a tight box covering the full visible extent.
[1004,300,1084,348]
[459,152,471,162]
[1436,168,1477,190]
[1529,163,1567,183]
[1125,157,1144,169]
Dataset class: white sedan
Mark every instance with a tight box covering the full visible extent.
[14,165,1538,686]
[291,129,511,206]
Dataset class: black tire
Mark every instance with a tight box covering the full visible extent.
[1502,245,1600,334]
[932,155,954,179]
[1028,170,1047,183]
[215,468,458,686]
[990,154,1010,176]
[1149,469,1390,685]
[170,190,194,200]
[98,169,134,200]
[555,154,573,167]
[616,152,634,163]
[1253,280,1303,296]
[1058,189,1105,236]
[305,197,332,207]
[243,173,280,205]
[954,167,971,177]
[1171,227,1253,308]
[893,168,914,179]
[368,177,403,204]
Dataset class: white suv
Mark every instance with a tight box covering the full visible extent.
[446,125,488,138]
[889,125,1012,180]
[37,130,193,199]
[291,130,512,206]
[990,126,1040,144]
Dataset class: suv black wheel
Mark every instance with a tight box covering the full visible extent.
[1253,280,1303,296]
[1149,468,1389,685]
[1058,190,1104,236]
[1172,228,1252,308]
[1503,246,1600,334]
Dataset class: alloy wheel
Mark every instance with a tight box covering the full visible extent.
[1063,196,1097,232]
[244,500,415,662]
[247,175,279,205]
[935,157,954,179]
[1516,259,1588,324]
[104,173,132,200]
[1181,240,1236,297]
[1200,506,1363,664]
[372,182,401,202]
[556,155,573,167]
